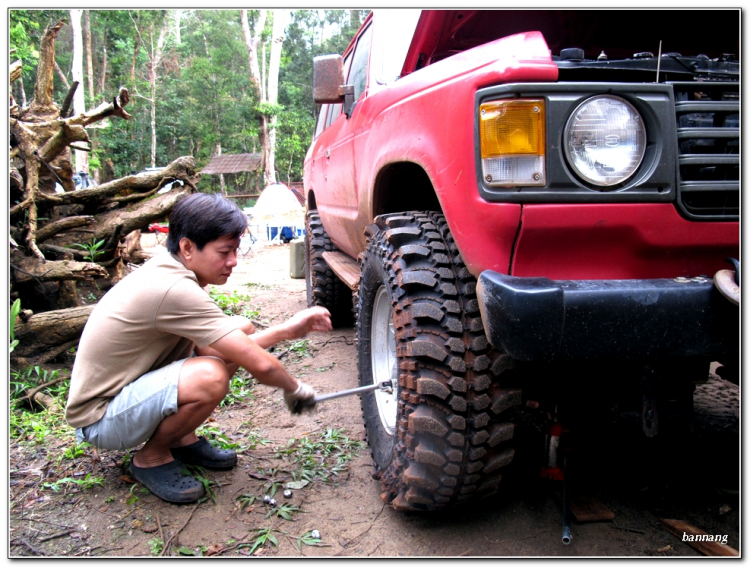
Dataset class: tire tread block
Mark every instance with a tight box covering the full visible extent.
[483,448,515,473]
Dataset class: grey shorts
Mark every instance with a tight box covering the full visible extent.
[76,358,187,451]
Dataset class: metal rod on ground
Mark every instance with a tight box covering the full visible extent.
[562,451,572,545]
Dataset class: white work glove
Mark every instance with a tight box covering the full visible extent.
[284,380,316,413]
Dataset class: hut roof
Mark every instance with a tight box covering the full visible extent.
[200,153,262,175]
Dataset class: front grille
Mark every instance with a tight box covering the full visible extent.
[671,81,739,221]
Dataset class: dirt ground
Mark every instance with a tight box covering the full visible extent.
[8,239,741,557]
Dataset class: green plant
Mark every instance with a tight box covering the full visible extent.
[9,298,21,353]
[185,465,217,502]
[276,428,365,485]
[209,287,250,316]
[244,528,278,555]
[68,238,106,261]
[10,366,69,406]
[195,425,246,452]
[104,496,115,503]
[220,371,254,407]
[295,530,327,550]
[43,473,104,492]
[62,443,87,461]
[238,426,271,450]
[10,405,72,444]
[262,480,283,497]
[235,493,257,511]
[287,339,312,358]
[265,504,301,520]
[244,282,272,290]
[148,538,164,555]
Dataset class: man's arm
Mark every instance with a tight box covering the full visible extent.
[195,307,332,365]
[209,329,298,391]
[249,306,332,349]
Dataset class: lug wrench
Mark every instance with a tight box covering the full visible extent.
[292,381,393,413]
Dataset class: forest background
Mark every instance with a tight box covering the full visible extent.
[9,9,368,207]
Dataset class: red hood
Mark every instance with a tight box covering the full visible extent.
[400,9,739,78]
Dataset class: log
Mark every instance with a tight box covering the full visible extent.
[29,392,62,413]
[10,59,22,83]
[13,305,94,358]
[36,215,95,242]
[40,244,89,261]
[117,229,152,265]
[93,188,193,243]
[37,155,196,206]
[570,495,615,523]
[48,187,193,251]
[67,86,131,126]
[12,257,108,284]
[39,121,90,164]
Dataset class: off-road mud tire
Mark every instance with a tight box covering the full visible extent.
[357,211,521,511]
[305,210,354,327]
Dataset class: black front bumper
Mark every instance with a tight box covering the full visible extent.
[476,271,738,361]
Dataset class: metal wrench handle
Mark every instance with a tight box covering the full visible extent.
[313,380,392,402]
[292,381,392,413]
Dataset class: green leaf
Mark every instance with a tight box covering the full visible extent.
[176,546,197,556]
[9,299,21,343]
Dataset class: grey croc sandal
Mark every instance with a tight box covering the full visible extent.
[129,460,205,504]
[170,437,237,470]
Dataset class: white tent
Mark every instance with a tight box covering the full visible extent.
[251,183,304,225]
[248,183,305,243]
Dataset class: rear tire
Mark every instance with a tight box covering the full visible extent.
[357,211,521,511]
[305,210,354,327]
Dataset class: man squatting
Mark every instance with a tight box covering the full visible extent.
[65,193,331,503]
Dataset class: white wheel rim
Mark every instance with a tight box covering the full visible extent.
[371,286,398,435]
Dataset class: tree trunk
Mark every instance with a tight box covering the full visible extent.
[149,21,169,168]
[240,9,270,183]
[53,61,70,90]
[19,75,27,108]
[130,12,140,84]
[99,46,107,96]
[83,10,95,101]
[174,10,182,45]
[28,19,66,119]
[215,142,226,194]
[70,9,89,174]
[265,10,287,186]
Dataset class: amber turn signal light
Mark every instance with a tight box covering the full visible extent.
[479,99,546,187]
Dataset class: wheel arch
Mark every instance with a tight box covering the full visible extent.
[372,162,442,218]
[306,189,318,212]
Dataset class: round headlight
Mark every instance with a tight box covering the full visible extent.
[564,95,646,187]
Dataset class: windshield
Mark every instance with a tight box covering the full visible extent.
[372,9,422,85]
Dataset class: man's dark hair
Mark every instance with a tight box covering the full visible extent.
[166,193,247,254]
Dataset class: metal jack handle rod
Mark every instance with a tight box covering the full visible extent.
[293,381,392,413]
[312,380,392,403]
[562,451,572,545]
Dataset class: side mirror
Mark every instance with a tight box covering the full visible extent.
[313,54,355,118]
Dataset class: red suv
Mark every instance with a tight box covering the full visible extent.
[303,9,739,511]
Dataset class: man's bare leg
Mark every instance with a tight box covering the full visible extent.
[132,356,237,468]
